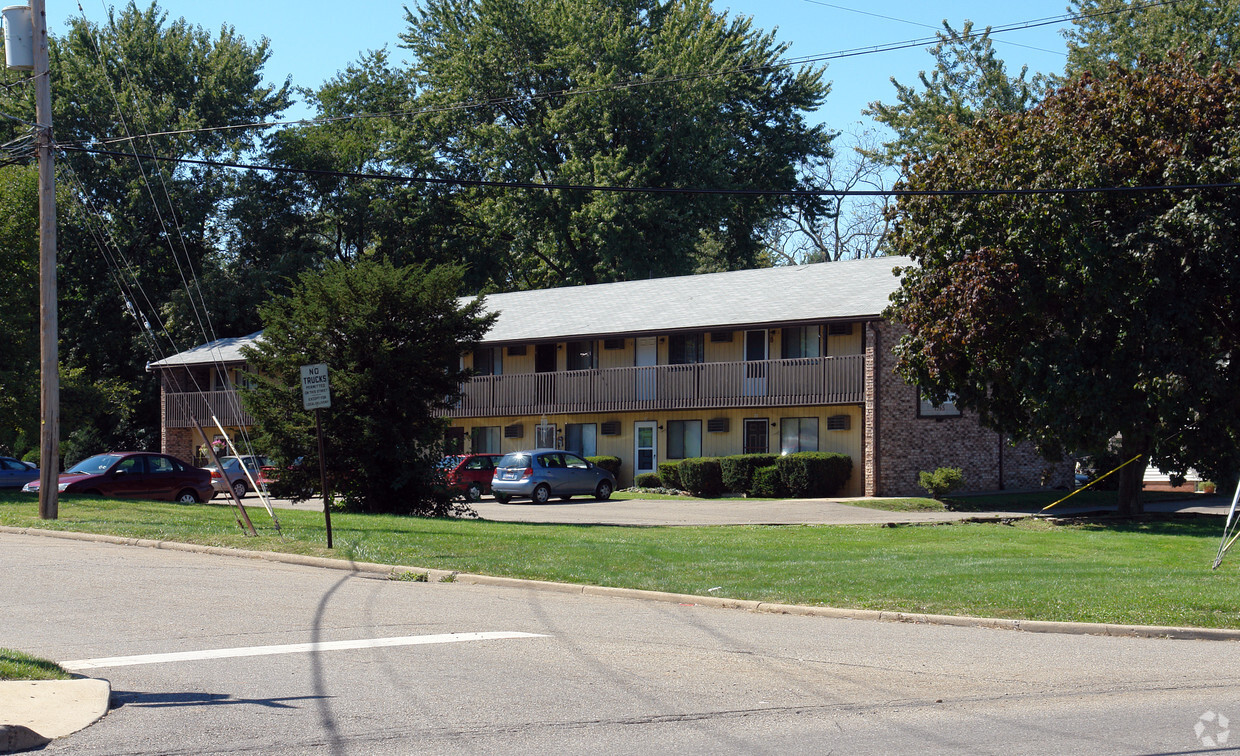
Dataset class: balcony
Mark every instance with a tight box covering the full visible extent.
[443,354,865,418]
[164,389,253,429]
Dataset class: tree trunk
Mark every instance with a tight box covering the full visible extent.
[1115,436,1147,517]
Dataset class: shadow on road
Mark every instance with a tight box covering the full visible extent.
[111,690,330,709]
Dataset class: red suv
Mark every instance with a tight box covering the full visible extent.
[441,454,502,500]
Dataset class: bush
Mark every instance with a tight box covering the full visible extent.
[588,456,621,477]
[657,461,682,490]
[678,457,724,497]
[720,454,778,494]
[918,467,965,499]
[634,472,662,488]
[776,452,853,498]
[750,465,788,497]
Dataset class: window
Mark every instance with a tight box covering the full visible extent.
[507,345,527,356]
[668,333,704,364]
[781,326,820,359]
[149,455,177,474]
[603,338,625,350]
[780,418,819,454]
[473,348,501,376]
[470,426,500,453]
[667,419,702,459]
[565,423,597,457]
[566,340,595,371]
[233,369,259,390]
[918,389,962,418]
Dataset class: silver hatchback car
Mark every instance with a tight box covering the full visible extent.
[491,449,616,504]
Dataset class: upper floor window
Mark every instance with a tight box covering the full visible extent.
[918,389,961,418]
[781,326,820,359]
[668,333,704,365]
[474,347,502,376]
[566,340,595,371]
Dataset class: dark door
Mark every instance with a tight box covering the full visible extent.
[535,344,557,373]
[444,427,465,454]
[743,419,768,455]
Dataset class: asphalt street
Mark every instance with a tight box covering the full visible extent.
[5,531,1239,755]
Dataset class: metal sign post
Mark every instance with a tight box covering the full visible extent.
[301,364,333,549]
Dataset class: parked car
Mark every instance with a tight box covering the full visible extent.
[22,451,214,503]
[203,454,272,499]
[440,453,502,500]
[0,456,39,489]
[491,449,615,504]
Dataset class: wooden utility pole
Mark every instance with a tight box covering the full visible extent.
[32,0,58,520]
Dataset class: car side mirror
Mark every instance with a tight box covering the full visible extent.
[112,469,127,478]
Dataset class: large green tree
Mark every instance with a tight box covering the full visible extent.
[241,259,495,515]
[0,2,290,460]
[0,166,40,457]
[886,54,1240,515]
[399,0,832,289]
[1064,0,1240,77]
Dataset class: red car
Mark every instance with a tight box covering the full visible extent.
[22,451,215,503]
[441,454,502,500]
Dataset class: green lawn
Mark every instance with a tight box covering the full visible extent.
[1,492,1236,629]
[0,648,71,681]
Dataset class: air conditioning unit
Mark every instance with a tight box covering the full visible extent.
[600,421,621,436]
[504,423,524,438]
[826,415,851,431]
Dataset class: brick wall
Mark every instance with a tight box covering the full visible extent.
[159,367,209,462]
[867,321,1074,496]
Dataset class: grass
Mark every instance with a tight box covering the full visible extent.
[1,491,1237,629]
[0,648,71,681]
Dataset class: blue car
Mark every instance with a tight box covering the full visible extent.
[491,449,615,504]
[0,456,39,489]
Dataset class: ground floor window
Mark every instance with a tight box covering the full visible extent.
[565,423,596,457]
[470,426,500,453]
[666,419,702,459]
[780,417,818,455]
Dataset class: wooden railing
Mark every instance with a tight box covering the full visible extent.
[443,354,865,418]
[164,390,253,429]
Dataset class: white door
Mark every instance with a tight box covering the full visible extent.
[634,421,657,476]
[635,336,657,402]
[744,329,768,397]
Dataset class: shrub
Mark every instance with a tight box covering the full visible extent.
[918,467,965,499]
[720,454,778,494]
[750,465,788,497]
[657,461,682,490]
[776,452,853,498]
[678,457,724,497]
[634,472,662,488]
[588,456,621,477]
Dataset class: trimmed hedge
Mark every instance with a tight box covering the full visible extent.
[657,461,682,490]
[634,472,662,488]
[751,464,788,498]
[720,454,778,494]
[776,452,852,498]
[678,457,724,497]
[588,456,622,477]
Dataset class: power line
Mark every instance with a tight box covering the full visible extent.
[61,143,1240,198]
[59,0,1176,151]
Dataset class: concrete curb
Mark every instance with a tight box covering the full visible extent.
[4,525,1240,643]
[0,678,111,753]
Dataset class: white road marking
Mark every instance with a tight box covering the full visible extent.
[61,631,548,671]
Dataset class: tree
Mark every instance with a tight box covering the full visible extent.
[399,0,832,289]
[865,21,1042,165]
[1064,0,1240,77]
[240,259,496,515]
[0,166,39,457]
[886,54,1240,515]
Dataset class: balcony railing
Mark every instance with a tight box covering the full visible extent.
[165,389,253,429]
[443,354,865,418]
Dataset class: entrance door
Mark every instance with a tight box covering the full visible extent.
[743,419,768,455]
[635,337,657,402]
[634,421,657,476]
[744,329,768,397]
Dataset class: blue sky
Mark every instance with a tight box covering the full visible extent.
[50,0,1075,132]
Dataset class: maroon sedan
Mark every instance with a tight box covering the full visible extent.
[22,451,215,503]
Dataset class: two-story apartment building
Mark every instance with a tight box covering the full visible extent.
[150,257,1073,497]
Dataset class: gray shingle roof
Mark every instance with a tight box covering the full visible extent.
[151,258,911,367]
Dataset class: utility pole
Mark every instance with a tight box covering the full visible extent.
[32,0,58,520]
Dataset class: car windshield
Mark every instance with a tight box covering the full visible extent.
[440,456,463,469]
[497,453,531,469]
[66,454,123,474]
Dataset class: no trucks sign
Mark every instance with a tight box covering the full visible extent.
[300,364,331,410]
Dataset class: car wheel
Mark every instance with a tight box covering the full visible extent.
[230,480,247,500]
[467,484,483,502]
[494,493,511,504]
[176,489,200,504]
[531,484,551,505]
[595,480,613,501]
